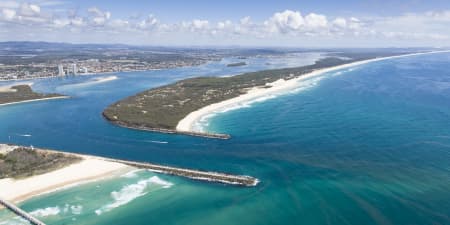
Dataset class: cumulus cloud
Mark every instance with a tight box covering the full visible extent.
[304,13,327,29]
[192,19,209,30]
[263,10,329,35]
[88,7,111,26]
[217,20,232,30]
[0,2,449,46]
[19,3,40,16]
[1,8,16,20]
[265,10,304,33]
[110,19,129,29]
[0,1,20,8]
[332,17,347,28]
[137,14,158,29]
[70,17,84,26]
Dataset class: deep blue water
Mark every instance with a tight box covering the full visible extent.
[0,52,449,225]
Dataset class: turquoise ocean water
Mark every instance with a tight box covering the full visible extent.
[0,52,449,225]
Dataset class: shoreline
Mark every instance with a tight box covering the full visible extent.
[92,75,118,83]
[0,145,258,203]
[102,115,231,139]
[0,59,214,82]
[0,155,130,203]
[176,50,450,132]
[0,96,70,107]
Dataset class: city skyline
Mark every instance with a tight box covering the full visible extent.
[1,0,450,47]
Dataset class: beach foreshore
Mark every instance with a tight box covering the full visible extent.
[0,96,70,107]
[0,145,258,203]
[176,50,450,132]
[0,155,130,203]
[92,75,118,83]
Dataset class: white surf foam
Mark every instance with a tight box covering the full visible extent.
[145,140,169,144]
[70,205,83,215]
[121,169,144,178]
[0,217,28,225]
[192,66,361,131]
[30,206,60,217]
[95,176,173,215]
[147,176,173,188]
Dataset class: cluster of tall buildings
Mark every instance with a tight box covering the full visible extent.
[57,64,88,76]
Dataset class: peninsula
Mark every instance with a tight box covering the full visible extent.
[0,84,68,106]
[103,50,419,138]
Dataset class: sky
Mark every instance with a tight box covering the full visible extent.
[1,0,450,47]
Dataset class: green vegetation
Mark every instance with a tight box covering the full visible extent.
[227,62,247,67]
[0,147,81,179]
[104,57,347,130]
[0,85,65,105]
[103,52,413,133]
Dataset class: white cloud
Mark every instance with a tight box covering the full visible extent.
[332,17,347,28]
[1,8,16,20]
[192,19,209,30]
[110,19,129,28]
[265,10,305,33]
[19,3,40,16]
[138,14,158,29]
[0,1,20,8]
[88,7,111,26]
[71,17,84,26]
[304,13,327,29]
[217,20,232,30]
[53,18,70,27]
[263,10,330,35]
[1,3,450,46]
[240,16,251,26]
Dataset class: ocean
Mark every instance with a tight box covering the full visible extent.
[0,52,449,225]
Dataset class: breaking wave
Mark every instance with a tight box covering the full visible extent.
[95,176,173,215]
[121,169,144,178]
[145,140,169,144]
[0,218,28,225]
[30,207,61,217]
[194,67,360,132]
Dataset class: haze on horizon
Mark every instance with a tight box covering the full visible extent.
[1,0,450,47]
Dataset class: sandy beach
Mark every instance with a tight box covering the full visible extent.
[0,156,130,203]
[0,96,70,107]
[91,75,118,83]
[176,50,450,132]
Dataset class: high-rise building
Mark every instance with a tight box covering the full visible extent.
[58,64,65,76]
[72,63,77,75]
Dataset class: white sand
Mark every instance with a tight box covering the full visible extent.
[92,75,118,83]
[176,50,450,132]
[0,156,129,203]
[0,144,17,155]
[0,96,70,107]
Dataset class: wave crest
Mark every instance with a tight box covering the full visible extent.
[95,176,173,215]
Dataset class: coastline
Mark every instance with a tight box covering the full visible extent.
[0,96,70,107]
[176,50,450,132]
[92,75,118,83]
[102,116,231,139]
[0,145,259,204]
[0,156,130,203]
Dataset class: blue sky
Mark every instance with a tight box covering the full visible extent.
[53,0,450,19]
[1,0,450,47]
